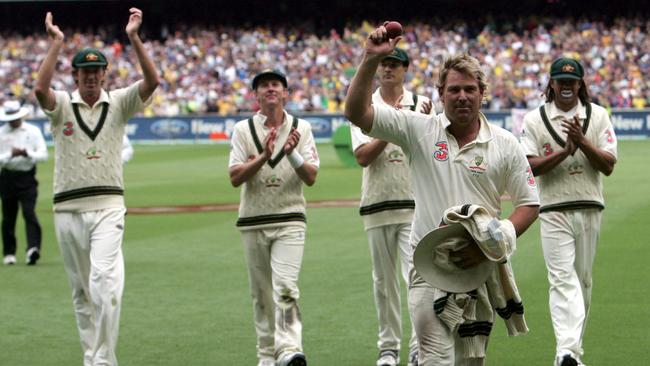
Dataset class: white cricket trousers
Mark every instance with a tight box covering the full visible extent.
[409,286,489,366]
[540,208,602,360]
[366,223,417,355]
[240,225,305,362]
[54,208,126,366]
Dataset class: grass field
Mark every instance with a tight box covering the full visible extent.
[1,140,649,365]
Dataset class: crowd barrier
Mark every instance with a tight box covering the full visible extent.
[23,109,650,143]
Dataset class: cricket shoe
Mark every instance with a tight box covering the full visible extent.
[557,354,578,366]
[276,352,306,366]
[376,349,398,366]
[26,247,40,265]
[3,254,16,265]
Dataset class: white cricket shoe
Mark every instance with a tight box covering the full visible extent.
[376,349,398,366]
[3,255,16,265]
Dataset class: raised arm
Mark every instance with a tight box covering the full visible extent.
[344,25,401,133]
[125,7,160,102]
[34,12,64,111]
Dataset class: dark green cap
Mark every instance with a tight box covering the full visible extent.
[71,48,108,69]
[252,69,288,90]
[550,57,584,80]
[383,48,409,67]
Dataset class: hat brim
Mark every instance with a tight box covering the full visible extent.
[252,72,287,90]
[413,224,495,293]
[382,55,408,65]
[73,62,108,68]
[0,107,29,122]
[551,73,581,80]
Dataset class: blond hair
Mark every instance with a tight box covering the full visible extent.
[437,53,488,95]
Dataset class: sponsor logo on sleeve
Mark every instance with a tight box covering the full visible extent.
[526,166,536,187]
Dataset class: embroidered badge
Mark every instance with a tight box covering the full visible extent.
[264,175,283,188]
[467,155,487,176]
[85,146,101,160]
[387,149,404,163]
[568,161,584,175]
[606,129,614,143]
[542,142,553,156]
[433,141,449,161]
[63,122,74,136]
[562,64,575,73]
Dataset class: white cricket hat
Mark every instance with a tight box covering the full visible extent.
[0,100,29,122]
[413,224,495,293]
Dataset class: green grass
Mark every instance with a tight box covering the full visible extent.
[1,141,649,365]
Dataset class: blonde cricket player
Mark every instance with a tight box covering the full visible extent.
[350,47,432,366]
[345,24,539,365]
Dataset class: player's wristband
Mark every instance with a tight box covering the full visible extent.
[287,150,304,169]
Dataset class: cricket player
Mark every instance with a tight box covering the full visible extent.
[229,69,319,366]
[34,9,159,366]
[345,25,539,366]
[350,47,432,366]
[520,57,617,366]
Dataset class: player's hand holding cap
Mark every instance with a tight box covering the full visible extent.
[413,224,495,293]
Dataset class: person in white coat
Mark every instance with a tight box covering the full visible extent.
[0,100,48,265]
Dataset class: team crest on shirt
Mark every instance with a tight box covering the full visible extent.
[264,175,283,187]
[387,149,404,163]
[567,161,584,175]
[85,146,101,160]
[63,122,75,136]
[467,155,487,176]
[606,129,614,143]
[433,141,449,161]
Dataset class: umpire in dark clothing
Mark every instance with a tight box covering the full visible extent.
[0,101,48,265]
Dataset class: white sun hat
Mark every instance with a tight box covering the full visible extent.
[413,223,496,293]
[0,100,29,122]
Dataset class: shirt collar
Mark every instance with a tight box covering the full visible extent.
[441,112,494,144]
[548,100,586,120]
[400,88,415,107]
[71,89,110,107]
[373,87,415,107]
[254,110,289,128]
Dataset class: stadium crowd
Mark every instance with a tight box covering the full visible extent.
[1,17,649,117]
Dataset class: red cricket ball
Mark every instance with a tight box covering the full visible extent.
[385,21,403,39]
